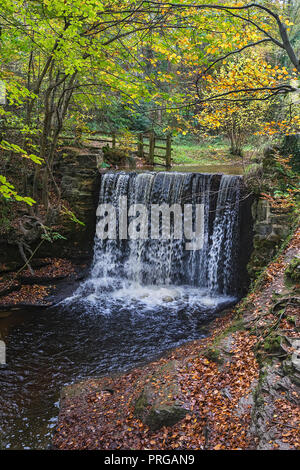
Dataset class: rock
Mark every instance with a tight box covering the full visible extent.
[285,257,300,284]
[251,361,300,449]
[134,360,188,431]
[220,387,232,400]
[202,346,223,365]
[126,154,136,169]
[48,152,100,259]
[219,334,235,355]
[162,296,173,302]
[60,376,115,402]
[290,338,300,379]
[247,198,293,279]
[197,325,210,335]
[0,151,100,264]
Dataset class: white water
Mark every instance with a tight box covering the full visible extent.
[67,171,242,312]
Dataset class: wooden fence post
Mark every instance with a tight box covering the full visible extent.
[137,132,144,159]
[166,133,172,168]
[149,131,155,164]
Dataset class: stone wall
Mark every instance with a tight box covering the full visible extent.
[0,151,101,266]
[42,151,101,260]
[247,198,292,279]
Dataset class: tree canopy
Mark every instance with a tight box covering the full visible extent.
[0,0,299,204]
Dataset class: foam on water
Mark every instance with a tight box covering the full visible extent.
[66,171,242,314]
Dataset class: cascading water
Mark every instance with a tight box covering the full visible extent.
[68,171,242,311]
[0,170,245,449]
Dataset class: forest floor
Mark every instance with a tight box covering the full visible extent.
[0,257,86,313]
[52,225,300,451]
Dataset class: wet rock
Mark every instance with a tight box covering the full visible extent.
[197,325,210,335]
[60,376,115,402]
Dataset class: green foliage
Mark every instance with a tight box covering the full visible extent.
[170,138,236,165]
[61,206,85,226]
[41,226,67,243]
[90,100,153,133]
[0,0,299,217]
[0,175,36,205]
[0,141,43,165]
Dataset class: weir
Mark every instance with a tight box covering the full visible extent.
[70,171,245,310]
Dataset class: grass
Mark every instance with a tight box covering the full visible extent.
[153,141,231,166]
[155,137,256,166]
[77,131,256,167]
[171,141,231,165]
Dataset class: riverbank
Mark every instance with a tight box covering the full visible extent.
[0,257,87,318]
[52,224,300,450]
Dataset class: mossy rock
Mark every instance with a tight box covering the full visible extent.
[134,360,188,431]
[103,147,127,164]
[263,332,282,354]
[286,315,296,325]
[282,359,294,376]
[285,257,300,284]
[143,404,187,431]
[247,238,278,279]
[202,346,224,364]
[102,146,136,168]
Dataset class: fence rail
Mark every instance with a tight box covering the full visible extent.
[59,130,173,168]
[2,126,172,167]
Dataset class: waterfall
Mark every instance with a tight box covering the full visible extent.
[207,174,241,294]
[69,171,242,312]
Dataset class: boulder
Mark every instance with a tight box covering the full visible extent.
[134,360,188,431]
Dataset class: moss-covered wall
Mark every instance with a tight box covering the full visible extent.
[0,151,101,266]
[39,152,101,261]
[247,198,293,279]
